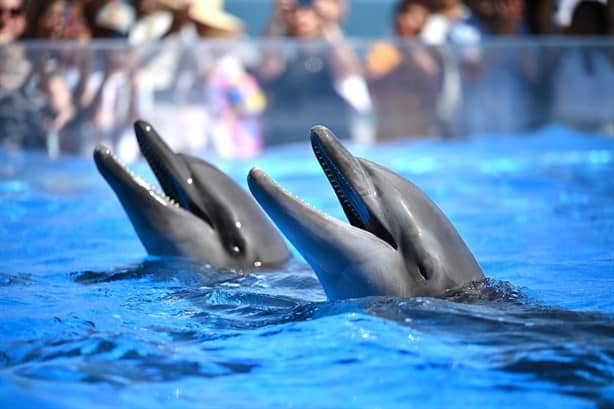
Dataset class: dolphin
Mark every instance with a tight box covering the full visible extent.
[93,120,290,269]
[248,125,484,300]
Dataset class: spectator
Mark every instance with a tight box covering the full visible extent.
[207,54,266,158]
[88,0,136,39]
[259,0,372,144]
[28,0,91,40]
[2,1,86,154]
[0,45,48,149]
[189,0,243,37]
[131,0,249,157]
[421,0,475,44]
[314,0,347,38]
[565,0,609,35]
[263,0,347,38]
[130,0,243,42]
[551,1,614,132]
[130,0,185,43]
[28,0,92,143]
[53,0,142,159]
[0,0,26,44]
[447,0,537,135]
[524,0,556,35]
[364,0,442,139]
[410,1,484,137]
[465,0,526,35]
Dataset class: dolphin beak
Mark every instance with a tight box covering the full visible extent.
[93,144,173,208]
[247,167,371,253]
[93,144,122,185]
[248,167,400,298]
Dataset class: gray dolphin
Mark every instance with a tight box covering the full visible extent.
[248,125,484,300]
[93,120,290,269]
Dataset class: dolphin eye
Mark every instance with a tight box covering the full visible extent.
[417,262,429,280]
[227,241,245,257]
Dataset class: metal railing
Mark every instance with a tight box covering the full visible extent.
[0,38,612,160]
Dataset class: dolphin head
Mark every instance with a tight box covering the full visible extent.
[248,125,484,300]
[94,120,290,269]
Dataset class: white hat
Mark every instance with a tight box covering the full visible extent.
[129,11,174,44]
[95,2,136,35]
[188,0,244,37]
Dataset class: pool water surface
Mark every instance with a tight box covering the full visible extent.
[0,125,613,408]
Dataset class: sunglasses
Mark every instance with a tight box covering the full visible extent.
[0,7,24,18]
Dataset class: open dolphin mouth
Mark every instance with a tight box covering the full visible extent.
[311,130,371,231]
[93,145,186,211]
[137,128,188,208]
[133,121,212,225]
[310,126,397,249]
[249,126,396,249]
[93,122,212,227]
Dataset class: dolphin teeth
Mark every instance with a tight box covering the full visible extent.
[314,138,366,229]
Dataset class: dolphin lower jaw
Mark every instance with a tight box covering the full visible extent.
[93,145,182,211]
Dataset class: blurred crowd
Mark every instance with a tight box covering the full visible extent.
[0,0,612,160]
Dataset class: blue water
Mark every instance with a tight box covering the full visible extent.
[1,125,613,408]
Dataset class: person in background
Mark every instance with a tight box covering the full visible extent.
[551,0,613,133]
[1,0,84,154]
[260,0,373,144]
[420,0,475,44]
[188,0,263,157]
[206,54,267,158]
[27,0,94,147]
[313,0,347,38]
[131,0,182,42]
[56,0,142,160]
[465,0,526,35]
[447,0,537,135]
[130,0,252,157]
[411,1,481,137]
[0,0,26,43]
[129,0,243,42]
[265,0,347,38]
[564,0,609,35]
[364,0,442,139]
[27,0,91,40]
[524,0,556,35]
[0,44,49,150]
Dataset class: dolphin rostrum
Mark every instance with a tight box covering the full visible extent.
[94,120,290,269]
[248,125,484,300]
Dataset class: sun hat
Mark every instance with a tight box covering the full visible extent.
[94,1,136,37]
[187,0,244,37]
[132,0,243,38]
[129,10,174,43]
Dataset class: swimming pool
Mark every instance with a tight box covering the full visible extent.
[1,125,612,408]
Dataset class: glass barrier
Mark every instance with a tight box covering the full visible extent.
[0,38,612,160]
